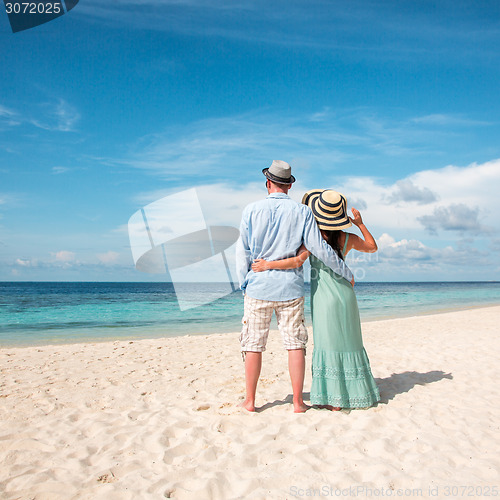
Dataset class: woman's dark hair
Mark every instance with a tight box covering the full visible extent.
[323,230,344,261]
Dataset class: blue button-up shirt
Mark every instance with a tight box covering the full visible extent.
[235,193,353,301]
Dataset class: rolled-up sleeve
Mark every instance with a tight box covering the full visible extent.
[302,209,353,282]
[235,209,252,291]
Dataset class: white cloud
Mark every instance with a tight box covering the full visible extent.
[9,256,136,280]
[327,159,500,237]
[1,99,79,133]
[370,233,489,272]
[92,107,496,199]
[0,192,23,208]
[15,258,36,267]
[94,108,498,201]
[0,104,15,117]
[112,224,131,235]
[410,114,491,127]
[386,179,438,205]
[131,159,500,242]
[97,251,120,264]
[53,250,76,262]
[308,108,331,122]
[377,233,434,261]
[30,99,80,132]
[0,104,20,127]
[410,161,500,210]
[418,203,490,235]
[346,197,367,211]
[376,233,397,249]
[128,159,500,280]
[75,1,500,64]
[52,166,71,175]
[132,182,266,228]
[97,109,438,182]
[0,104,21,129]
[53,99,80,132]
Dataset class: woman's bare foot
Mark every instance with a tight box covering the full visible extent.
[316,404,341,411]
[325,405,341,411]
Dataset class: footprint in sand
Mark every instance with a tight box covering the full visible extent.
[97,472,118,483]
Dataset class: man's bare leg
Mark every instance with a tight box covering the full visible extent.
[240,351,262,412]
[288,348,309,413]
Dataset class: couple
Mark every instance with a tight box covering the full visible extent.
[235,160,380,413]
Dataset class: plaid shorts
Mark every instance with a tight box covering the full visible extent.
[240,295,308,354]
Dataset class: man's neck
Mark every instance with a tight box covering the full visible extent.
[267,186,289,195]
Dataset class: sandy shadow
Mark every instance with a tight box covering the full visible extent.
[375,370,453,404]
[255,371,452,411]
[256,392,320,412]
[256,394,294,412]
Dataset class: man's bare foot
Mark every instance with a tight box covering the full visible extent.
[294,402,310,413]
[238,400,256,412]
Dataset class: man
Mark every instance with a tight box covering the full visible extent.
[236,160,354,413]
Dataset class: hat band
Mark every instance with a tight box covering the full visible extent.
[316,204,345,216]
[265,170,293,184]
[314,198,348,217]
[312,209,349,224]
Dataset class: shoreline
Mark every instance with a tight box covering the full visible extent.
[360,300,500,323]
[1,306,499,498]
[1,301,500,349]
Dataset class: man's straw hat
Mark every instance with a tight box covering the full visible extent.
[262,160,296,184]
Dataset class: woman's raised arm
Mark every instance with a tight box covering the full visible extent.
[345,208,377,255]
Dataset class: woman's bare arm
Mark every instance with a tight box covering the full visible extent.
[251,244,311,272]
[345,208,378,254]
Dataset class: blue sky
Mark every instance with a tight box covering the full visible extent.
[1,0,499,282]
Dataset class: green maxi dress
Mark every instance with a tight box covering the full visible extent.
[310,234,380,408]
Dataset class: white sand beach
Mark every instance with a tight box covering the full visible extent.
[1,306,499,499]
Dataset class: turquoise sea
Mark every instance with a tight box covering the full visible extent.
[1,281,500,347]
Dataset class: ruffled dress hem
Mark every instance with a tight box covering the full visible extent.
[310,348,380,408]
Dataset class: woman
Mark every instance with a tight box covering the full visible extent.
[252,190,380,410]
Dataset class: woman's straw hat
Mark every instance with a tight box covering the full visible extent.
[302,189,352,230]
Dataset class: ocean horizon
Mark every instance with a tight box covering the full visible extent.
[1,281,500,347]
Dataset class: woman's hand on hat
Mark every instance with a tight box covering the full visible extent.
[252,259,269,272]
[349,208,363,227]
